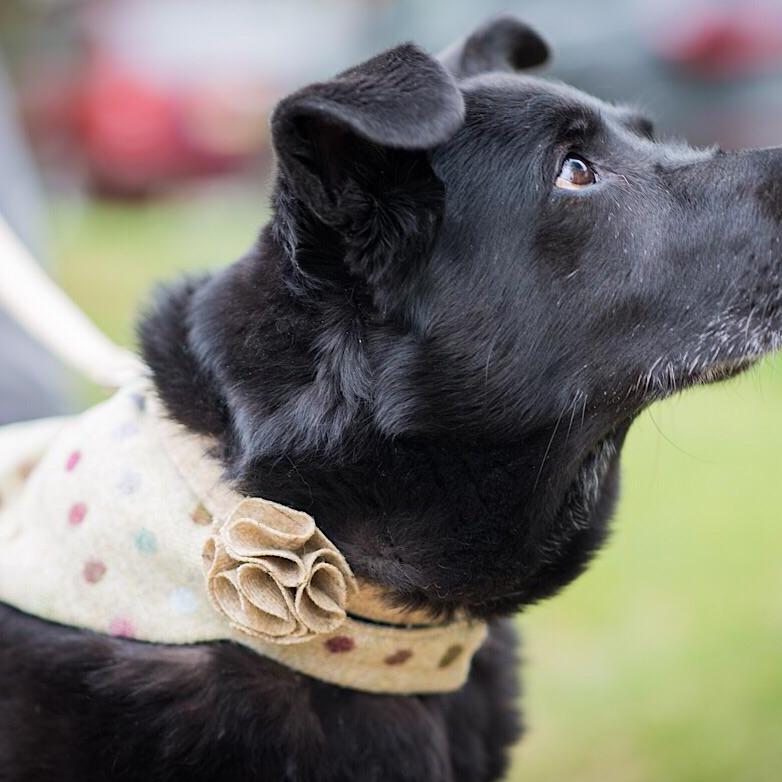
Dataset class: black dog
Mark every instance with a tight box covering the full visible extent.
[2,15,781,782]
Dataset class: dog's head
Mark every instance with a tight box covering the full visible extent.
[144,16,782,616]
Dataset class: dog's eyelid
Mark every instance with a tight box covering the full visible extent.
[560,121,592,147]
[557,109,601,149]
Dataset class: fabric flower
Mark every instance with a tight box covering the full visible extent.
[203,497,357,644]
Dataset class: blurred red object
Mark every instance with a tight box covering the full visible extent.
[15,0,364,197]
[654,1,782,78]
[78,53,184,195]
[22,41,274,198]
[72,49,271,196]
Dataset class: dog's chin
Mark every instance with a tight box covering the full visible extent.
[636,354,758,404]
[685,356,757,388]
[679,320,782,393]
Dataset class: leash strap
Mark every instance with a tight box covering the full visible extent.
[0,213,144,388]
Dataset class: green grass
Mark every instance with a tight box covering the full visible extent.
[516,381,782,781]
[52,197,782,782]
[53,194,264,345]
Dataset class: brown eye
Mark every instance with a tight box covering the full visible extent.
[556,156,597,190]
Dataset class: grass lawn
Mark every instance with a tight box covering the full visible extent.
[53,197,782,782]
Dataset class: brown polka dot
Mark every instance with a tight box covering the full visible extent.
[16,460,37,481]
[191,503,212,526]
[83,559,107,583]
[438,644,464,668]
[324,636,355,653]
[384,649,413,666]
[68,502,87,526]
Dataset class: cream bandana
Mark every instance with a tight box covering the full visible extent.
[0,383,487,694]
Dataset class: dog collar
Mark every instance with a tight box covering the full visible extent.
[0,382,487,695]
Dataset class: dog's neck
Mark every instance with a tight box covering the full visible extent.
[141,231,622,619]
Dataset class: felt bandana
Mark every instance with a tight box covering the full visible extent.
[0,382,487,695]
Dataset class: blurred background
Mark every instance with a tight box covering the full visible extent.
[1,0,781,779]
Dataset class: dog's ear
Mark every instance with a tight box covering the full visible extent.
[270,44,464,312]
[439,14,549,78]
[271,43,464,223]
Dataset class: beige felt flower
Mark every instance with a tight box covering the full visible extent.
[203,497,357,644]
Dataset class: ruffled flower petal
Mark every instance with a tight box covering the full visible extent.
[203,497,357,643]
[295,560,349,634]
[222,499,315,553]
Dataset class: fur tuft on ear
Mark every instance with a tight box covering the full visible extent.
[439,14,549,79]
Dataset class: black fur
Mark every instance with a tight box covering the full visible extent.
[3,14,782,781]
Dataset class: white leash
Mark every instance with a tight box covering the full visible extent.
[0,213,144,388]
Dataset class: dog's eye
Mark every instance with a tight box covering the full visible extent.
[556,156,597,189]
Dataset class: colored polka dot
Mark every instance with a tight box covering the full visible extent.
[129,393,146,412]
[109,617,135,638]
[65,450,81,472]
[169,587,198,615]
[116,470,141,496]
[112,420,139,440]
[134,529,158,555]
[384,649,413,666]
[191,503,212,526]
[324,636,355,653]
[438,644,464,669]
[67,502,87,526]
[83,559,107,584]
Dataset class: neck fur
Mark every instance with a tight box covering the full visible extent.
[140,230,621,619]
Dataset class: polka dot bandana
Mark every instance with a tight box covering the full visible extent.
[0,382,487,695]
